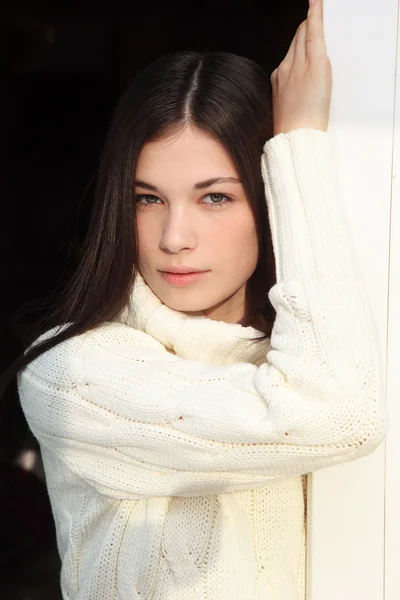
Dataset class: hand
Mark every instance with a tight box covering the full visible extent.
[270,0,332,136]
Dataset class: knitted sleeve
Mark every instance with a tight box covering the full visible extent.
[17,129,387,499]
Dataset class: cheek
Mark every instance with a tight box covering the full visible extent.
[136,220,158,270]
[213,214,258,262]
[136,216,157,251]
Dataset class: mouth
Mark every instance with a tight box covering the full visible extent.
[159,270,210,286]
[159,267,208,274]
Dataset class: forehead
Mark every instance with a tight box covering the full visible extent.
[136,126,238,179]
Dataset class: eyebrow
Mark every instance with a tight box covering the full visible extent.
[134,177,242,192]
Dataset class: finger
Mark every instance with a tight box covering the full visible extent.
[306,0,327,63]
[281,27,299,71]
[293,21,307,67]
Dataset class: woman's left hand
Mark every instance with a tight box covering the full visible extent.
[270,0,332,136]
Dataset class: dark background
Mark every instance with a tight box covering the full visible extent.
[0,1,308,597]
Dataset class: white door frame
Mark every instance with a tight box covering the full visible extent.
[384,2,400,597]
[306,1,399,598]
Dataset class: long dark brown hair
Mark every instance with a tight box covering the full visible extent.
[0,49,277,401]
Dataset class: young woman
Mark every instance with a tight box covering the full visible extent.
[1,0,387,598]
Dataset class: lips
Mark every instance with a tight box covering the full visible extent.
[159,270,209,286]
[163,271,202,274]
[159,267,207,274]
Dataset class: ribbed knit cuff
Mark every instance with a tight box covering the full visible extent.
[261,128,361,286]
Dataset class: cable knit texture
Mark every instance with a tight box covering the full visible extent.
[17,128,387,600]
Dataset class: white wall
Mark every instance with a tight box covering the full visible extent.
[306,1,399,598]
[385,3,400,597]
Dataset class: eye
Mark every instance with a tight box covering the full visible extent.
[201,193,233,208]
[135,194,161,207]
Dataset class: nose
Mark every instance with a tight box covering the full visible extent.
[159,206,197,254]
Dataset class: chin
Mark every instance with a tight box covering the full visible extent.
[160,295,209,315]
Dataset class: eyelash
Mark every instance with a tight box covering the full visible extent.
[135,191,234,209]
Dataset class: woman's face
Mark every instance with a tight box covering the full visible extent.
[135,125,259,324]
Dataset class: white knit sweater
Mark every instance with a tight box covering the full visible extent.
[18,128,387,600]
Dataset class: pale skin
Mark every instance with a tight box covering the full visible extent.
[135,127,258,324]
[136,0,332,324]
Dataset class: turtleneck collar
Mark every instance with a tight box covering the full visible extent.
[114,271,270,367]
